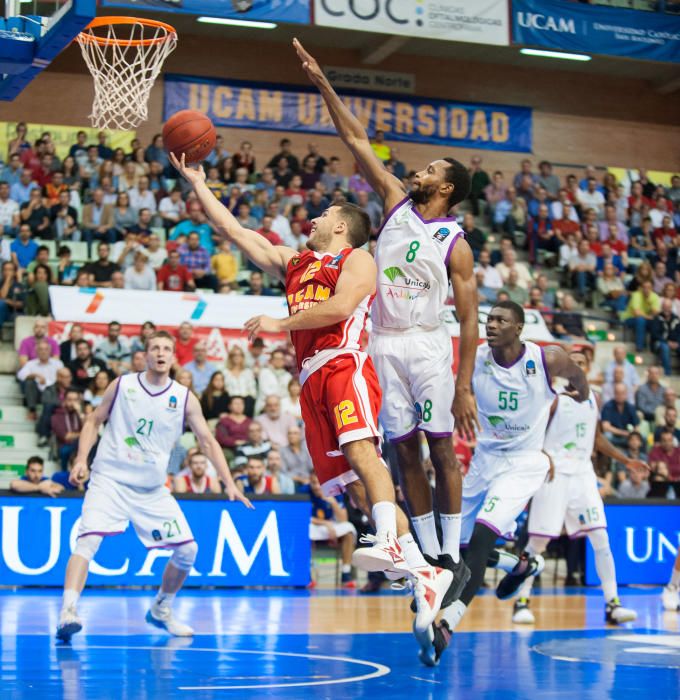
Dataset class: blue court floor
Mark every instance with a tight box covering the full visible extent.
[1,588,678,699]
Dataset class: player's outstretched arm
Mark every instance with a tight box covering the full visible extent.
[293,39,405,209]
[449,239,480,439]
[69,378,121,487]
[543,345,589,402]
[244,248,376,339]
[170,153,296,280]
[184,391,253,509]
[595,424,650,473]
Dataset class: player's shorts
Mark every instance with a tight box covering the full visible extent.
[460,449,551,545]
[300,350,383,497]
[369,325,454,441]
[309,520,357,542]
[78,471,194,549]
[528,468,607,538]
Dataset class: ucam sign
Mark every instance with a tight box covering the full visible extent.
[515,12,575,34]
[0,495,311,586]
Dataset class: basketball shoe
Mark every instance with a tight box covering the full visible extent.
[410,565,454,633]
[351,532,410,575]
[410,554,470,612]
[605,598,637,624]
[662,584,679,612]
[413,619,452,667]
[512,597,535,624]
[496,553,545,600]
[56,605,82,643]
[146,603,194,637]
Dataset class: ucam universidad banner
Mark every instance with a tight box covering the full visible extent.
[100,0,310,24]
[164,75,532,153]
[513,0,680,64]
[0,494,311,586]
[314,0,509,46]
[585,501,679,585]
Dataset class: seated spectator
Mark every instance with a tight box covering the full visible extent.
[635,366,666,422]
[129,320,156,354]
[10,168,39,208]
[216,396,253,461]
[69,338,108,391]
[613,430,647,480]
[157,249,195,292]
[0,180,20,237]
[112,191,138,238]
[25,262,51,316]
[130,349,147,373]
[175,368,197,396]
[17,339,63,419]
[598,204,628,243]
[628,216,655,260]
[617,465,650,499]
[128,207,154,244]
[224,345,257,416]
[601,382,640,448]
[568,240,597,301]
[9,455,63,496]
[82,187,116,247]
[474,248,503,292]
[83,242,121,288]
[51,388,83,470]
[499,268,528,306]
[552,293,586,342]
[652,261,673,295]
[602,366,634,405]
[577,177,605,219]
[234,421,272,468]
[460,212,485,260]
[170,202,216,253]
[651,239,677,279]
[83,369,111,409]
[308,472,357,587]
[650,298,680,377]
[95,321,130,376]
[236,455,281,495]
[527,203,557,263]
[200,371,230,421]
[20,187,50,237]
[49,190,80,241]
[60,325,83,367]
[558,232,578,270]
[57,245,79,285]
[182,341,215,395]
[258,395,298,448]
[256,215,284,247]
[483,170,507,222]
[280,425,313,489]
[211,240,239,285]
[494,248,533,289]
[18,317,59,366]
[110,270,124,289]
[128,176,157,214]
[266,448,294,495]
[257,349,293,411]
[654,215,677,248]
[492,187,527,239]
[158,187,185,232]
[649,428,680,481]
[112,230,144,270]
[621,279,661,351]
[173,321,197,367]
[144,233,166,271]
[281,377,302,422]
[11,223,39,275]
[552,201,580,241]
[174,451,221,494]
[597,262,628,314]
[179,231,217,291]
[654,407,680,445]
[244,270,276,297]
[124,250,156,290]
[604,345,639,394]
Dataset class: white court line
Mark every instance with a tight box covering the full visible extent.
[82,645,391,691]
[410,676,442,684]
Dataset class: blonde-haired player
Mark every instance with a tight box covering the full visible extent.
[56,331,251,642]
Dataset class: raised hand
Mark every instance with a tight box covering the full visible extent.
[169,152,206,186]
[293,38,325,87]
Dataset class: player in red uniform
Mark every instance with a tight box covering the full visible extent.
[172,153,453,635]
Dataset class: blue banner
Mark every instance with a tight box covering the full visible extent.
[512,0,680,64]
[585,502,679,585]
[164,74,533,153]
[0,495,311,587]
[99,0,310,24]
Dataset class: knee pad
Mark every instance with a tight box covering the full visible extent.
[74,534,103,561]
[587,528,610,552]
[170,540,198,571]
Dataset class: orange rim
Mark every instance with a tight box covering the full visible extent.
[78,16,177,47]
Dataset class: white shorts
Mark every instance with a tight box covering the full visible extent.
[528,468,607,538]
[78,472,194,549]
[369,326,454,441]
[461,449,550,545]
[309,520,357,542]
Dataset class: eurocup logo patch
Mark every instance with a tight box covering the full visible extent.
[325,253,343,270]
[168,396,178,410]
[433,227,450,242]
[525,360,537,376]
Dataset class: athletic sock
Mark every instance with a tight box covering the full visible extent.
[516,576,535,600]
[411,512,440,558]
[440,513,461,563]
[398,533,428,569]
[341,564,352,574]
[670,567,680,588]
[490,550,520,573]
[372,501,397,539]
[440,599,467,631]
[62,589,79,611]
[155,590,176,608]
[588,530,618,601]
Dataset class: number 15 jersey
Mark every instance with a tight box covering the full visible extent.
[474,341,556,453]
[92,373,189,490]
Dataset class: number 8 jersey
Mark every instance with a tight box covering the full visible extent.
[474,341,556,453]
[92,373,189,489]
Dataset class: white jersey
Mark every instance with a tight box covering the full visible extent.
[474,341,556,453]
[373,196,464,331]
[92,373,189,490]
[544,390,599,475]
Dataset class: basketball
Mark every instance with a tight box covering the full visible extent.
[162,110,216,164]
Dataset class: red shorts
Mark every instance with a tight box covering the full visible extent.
[300,351,382,496]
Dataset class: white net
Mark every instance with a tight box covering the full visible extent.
[77,19,177,131]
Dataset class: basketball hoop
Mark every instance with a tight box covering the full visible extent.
[77,17,177,130]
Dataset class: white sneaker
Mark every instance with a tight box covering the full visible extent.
[662,584,680,612]
[411,566,454,634]
[512,598,536,624]
[605,598,637,624]
[56,605,82,643]
[146,603,194,637]
[352,532,410,574]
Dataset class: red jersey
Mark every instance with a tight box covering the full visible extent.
[285,248,372,373]
[182,474,215,494]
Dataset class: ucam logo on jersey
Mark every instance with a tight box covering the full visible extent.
[0,496,310,586]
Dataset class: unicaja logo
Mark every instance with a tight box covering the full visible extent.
[625,527,678,563]
[517,12,576,34]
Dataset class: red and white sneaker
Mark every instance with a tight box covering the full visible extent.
[351,532,410,574]
[410,566,454,634]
